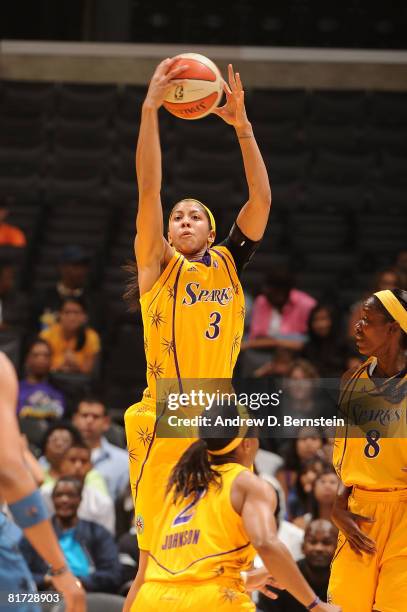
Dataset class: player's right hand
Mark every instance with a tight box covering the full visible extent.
[51,571,86,612]
[331,503,376,556]
[144,58,188,109]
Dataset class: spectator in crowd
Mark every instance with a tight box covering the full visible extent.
[18,339,66,420]
[0,204,26,247]
[301,304,349,377]
[39,422,83,486]
[0,258,29,331]
[275,427,325,501]
[281,359,322,421]
[21,476,122,593]
[240,267,316,375]
[257,519,338,611]
[245,267,316,350]
[288,458,327,524]
[41,441,115,533]
[40,297,101,375]
[347,267,400,338]
[72,396,129,500]
[35,245,103,332]
[253,348,295,378]
[292,467,339,531]
[394,248,407,290]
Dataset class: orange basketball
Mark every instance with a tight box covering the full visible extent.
[163,53,223,120]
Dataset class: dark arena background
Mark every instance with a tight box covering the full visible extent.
[1,1,407,609]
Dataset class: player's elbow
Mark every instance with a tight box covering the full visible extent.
[0,456,26,488]
[251,532,278,553]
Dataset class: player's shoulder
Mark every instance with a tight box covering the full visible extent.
[234,468,276,499]
[340,357,372,387]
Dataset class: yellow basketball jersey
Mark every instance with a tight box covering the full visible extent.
[144,462,256,584]
[140,246,245,400]
[333,357,407,489]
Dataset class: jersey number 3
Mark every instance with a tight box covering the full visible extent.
[364,429,381,458]
[205,311,221,340]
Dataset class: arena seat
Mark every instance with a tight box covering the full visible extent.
[57,86,117,123]
[308,91,367,125]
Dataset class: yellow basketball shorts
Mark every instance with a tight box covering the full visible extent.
[132,581,255,611]
[328,487,407,612]
[124,398,195,550]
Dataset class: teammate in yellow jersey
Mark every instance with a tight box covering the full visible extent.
[132,402,340,611]
[123,57,272,609]
[329,288,407,612]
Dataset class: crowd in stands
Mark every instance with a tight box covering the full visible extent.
[1,203,407,603]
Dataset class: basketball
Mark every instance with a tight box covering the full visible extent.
[163,53,223,120]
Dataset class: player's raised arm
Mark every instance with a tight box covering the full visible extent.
[135,58,187,294]
[235,471,341,611]
[0,353,86,612]
[213,64,271,241]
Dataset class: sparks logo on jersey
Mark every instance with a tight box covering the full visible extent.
[182,282,234,306]
[135,513,145,535]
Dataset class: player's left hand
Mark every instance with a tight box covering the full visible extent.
[244,566,284,599]
[212,63,249,129]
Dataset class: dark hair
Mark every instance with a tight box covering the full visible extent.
[65,440,90,454]
[123,260,139,313]
[373,267,401,291]
[282,427,325,472]
[310,465,339,519]
[60,296,88,351]
[264,265,294,293]
[371,288,407,350]
[75,394,107,416]
[307,303,340,341]
[41,421,83,455]
[52,475,83,498]
[168,199,212,231]
[294,457,328,507]
[26,337,51,356]
[167,402,256,504]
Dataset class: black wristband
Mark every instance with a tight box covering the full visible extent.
[49,565,68,577]
[307,596,321,610]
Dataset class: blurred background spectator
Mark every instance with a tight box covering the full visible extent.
[21,476,122,593]
[18,338,66,420]
[241,267,316,376]
[39,422,83,485]
[41,441,115,533]
[72,396,129,500]
[301,304,349,377]
[257,519,338,611]
[276,427,325,503]
[35,245,104,332]
[40,296,101,375]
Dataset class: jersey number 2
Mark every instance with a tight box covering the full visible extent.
[205,311,221,340]
[172,489,205,527]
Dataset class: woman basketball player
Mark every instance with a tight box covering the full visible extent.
[329,289,407,612]
[132,402,340,611]
[124,58,271,609]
